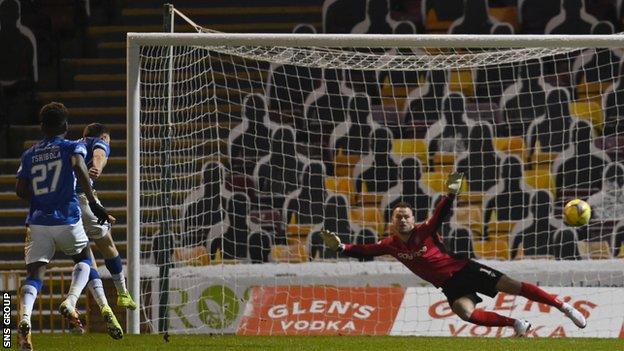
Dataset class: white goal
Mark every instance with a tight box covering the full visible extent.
[126,25,624,336]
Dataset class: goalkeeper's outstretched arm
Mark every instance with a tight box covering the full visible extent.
[320,230,390,260]
[420,172,463,233]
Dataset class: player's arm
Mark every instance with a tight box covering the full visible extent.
[89,140,109,179]
[72,153,115,224]
[15,157,32,201]
[15,178,32,201]
[421,172,463,233]
[321,230,389,259]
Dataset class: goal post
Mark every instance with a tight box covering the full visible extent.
[127,31,624,336]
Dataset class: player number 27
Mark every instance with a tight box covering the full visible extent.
[31,160,62,195]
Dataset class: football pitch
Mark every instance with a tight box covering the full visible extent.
[16,334,622,351]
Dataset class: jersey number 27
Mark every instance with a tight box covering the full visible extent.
[31,160,62,195]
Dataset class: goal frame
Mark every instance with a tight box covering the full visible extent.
[126,32,624,334]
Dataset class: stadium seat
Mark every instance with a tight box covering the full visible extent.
[489,6,518,30]
[431,153,456,173]
[325,176,357,203]
[494,137,527,162]
[457,192,484,206]
[473,239,509,260]
[422,171,469,194]
[576,241,612,259]
[334,150,362,177]
[391,139,428,166]
[455,205,482,236]
[528,141,558,170]
[270,244,308,263]
[486,221,517,241]
[286,223,314,238]
[524,168,556,198]
[173,246,210,266]
[448,70,474,97]
[569,101,604,135]
[576,77,613,99]
[359,182,385,206]
[424,8,455,33]
[350,206,384,235]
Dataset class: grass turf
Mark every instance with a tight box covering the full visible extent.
[13,334,622,351]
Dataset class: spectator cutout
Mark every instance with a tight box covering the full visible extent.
[382,157,430,223]
[455,122,501,192]
[482,155,532,240]
[545,0,598,34]
[553,119,609,191]
[354,127,400,193]
[283,161,327,225]
[228,94,272,175]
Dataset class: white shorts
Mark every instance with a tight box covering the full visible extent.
[26,220,89,264]
[78,192,111,240]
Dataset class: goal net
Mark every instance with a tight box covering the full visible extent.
[127,24,624,337]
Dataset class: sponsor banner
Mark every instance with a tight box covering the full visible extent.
[237,286,405,335]
[391,287,624,338]
[162,281,251,334]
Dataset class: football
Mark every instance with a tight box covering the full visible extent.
[563,199,592,226]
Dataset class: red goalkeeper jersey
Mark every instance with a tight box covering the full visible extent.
[341,194,468,287]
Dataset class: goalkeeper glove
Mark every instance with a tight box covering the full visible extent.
[446,172,464,195]
[321,229,342,251]
[89,201,112,225]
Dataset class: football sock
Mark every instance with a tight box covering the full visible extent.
[87,268,109,308]
[66,261,91,308]
[105,255,128,294]
[468,309,516,327]
[520,282,563,309]
[20,278,42,323]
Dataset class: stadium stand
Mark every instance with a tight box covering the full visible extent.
[544,0,598,34]
[455,122,501,192]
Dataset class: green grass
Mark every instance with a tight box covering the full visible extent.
[13,334,623,351]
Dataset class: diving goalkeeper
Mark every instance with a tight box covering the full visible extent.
[321,172,586,336]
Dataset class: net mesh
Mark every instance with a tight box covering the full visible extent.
[135,34,624,335]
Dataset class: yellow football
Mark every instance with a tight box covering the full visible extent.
[563,199,591,227]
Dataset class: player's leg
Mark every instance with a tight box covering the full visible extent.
[84,247,124,339]
[450,295,530,336]
[495,274,587,328]
[79,192,135,309]
[19,225,55,351]
[93,233,136,310]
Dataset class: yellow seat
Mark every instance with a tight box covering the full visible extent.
[422,171,469,194]
[458,191,484,206]
[392,139,428,166]
[350,206,383,235]
[271,244,308,263]
[448,70,474,97]
[569,101,604,135]
[576,76,612,98]
[529,142,558,171]
[487,221,517,241]
[524,168,555,198]
[173,246,209,266]
[455,205,482,236]
[577,241,612,259]
[489,6,518,30]
[359,182,385,206]
[494,137,526,162]
[425,9,453,32]
[473,239,509,260]
[286,224,313,236]
[334,150,360,177]
[325,177,357,203]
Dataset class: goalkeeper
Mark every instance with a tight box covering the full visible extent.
[321,172,586,336]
